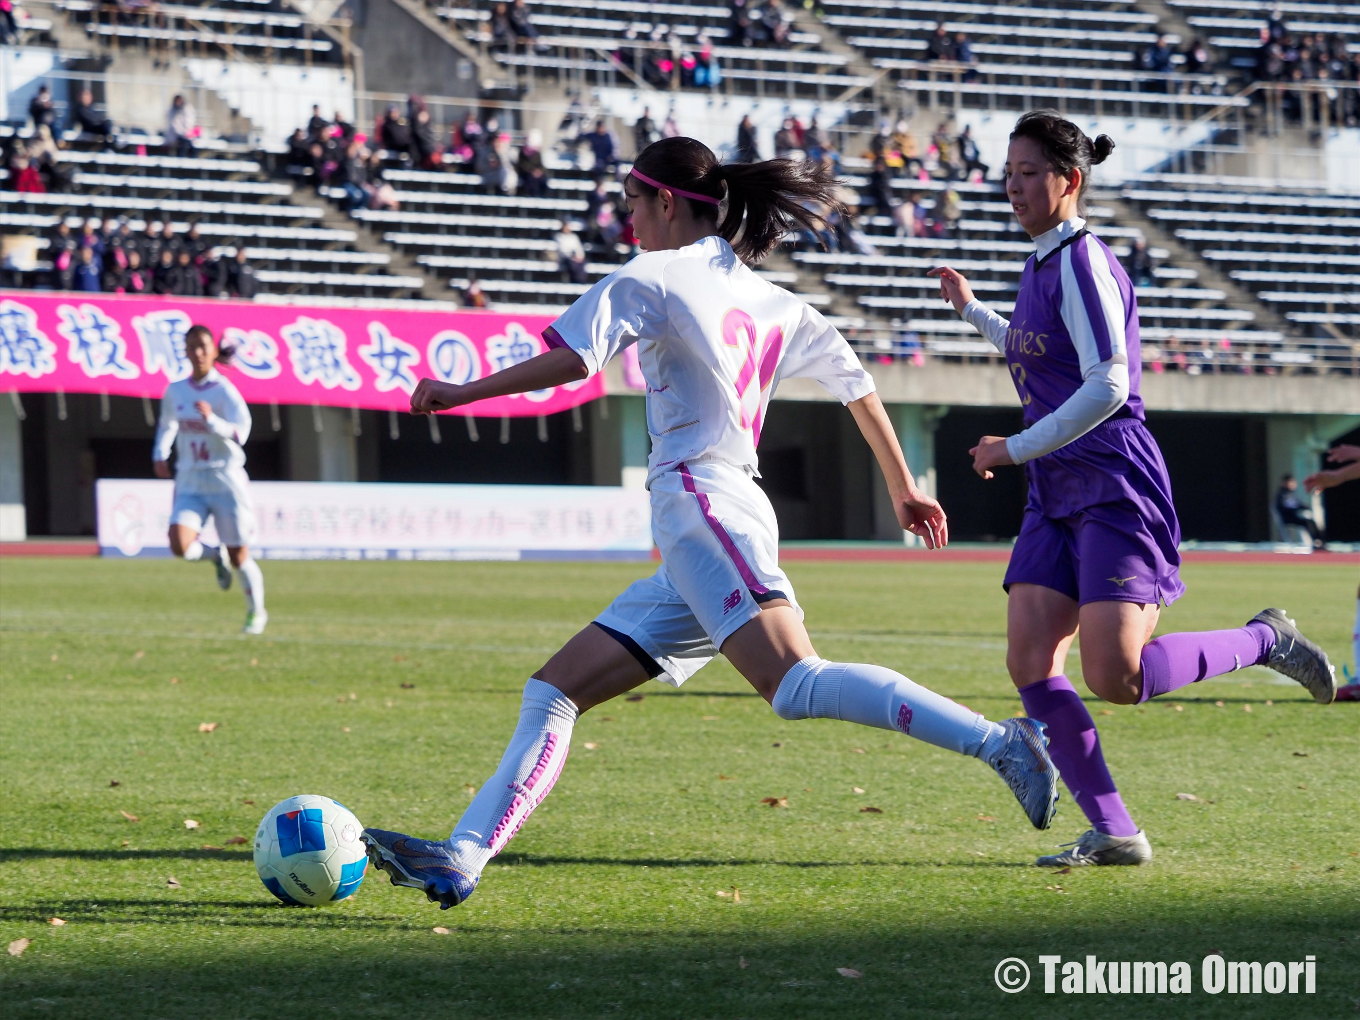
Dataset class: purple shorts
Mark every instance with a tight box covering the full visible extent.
[1004,502,1185,607]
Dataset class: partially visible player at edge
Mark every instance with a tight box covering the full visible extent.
[1305,443,1360,696]
[152,324,267,634]
[929,110,1336,868]
[361,136,1061,909]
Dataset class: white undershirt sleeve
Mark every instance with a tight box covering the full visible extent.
[959,298,1009,353]
[207,385,252,445]
[152,393,178,462]
[1003,361,1129,464]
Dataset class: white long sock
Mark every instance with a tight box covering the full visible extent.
[181,540,205,562]
[449,679,576,875]
[236,557,265,614]
[772,657,1008,763]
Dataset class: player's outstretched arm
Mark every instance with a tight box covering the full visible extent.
[410,347,589,414]
[1304,458,1360,493]
[847,392,948,549]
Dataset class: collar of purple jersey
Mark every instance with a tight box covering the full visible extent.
[627,168,722,206]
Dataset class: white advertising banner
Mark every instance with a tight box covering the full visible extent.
[96,479,653,560]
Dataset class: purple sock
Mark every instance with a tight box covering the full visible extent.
[1138,622,1274,703]
[1018,675,1139,838]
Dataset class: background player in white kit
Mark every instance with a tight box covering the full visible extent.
[152,324,267,634]
[361,137,1060,909]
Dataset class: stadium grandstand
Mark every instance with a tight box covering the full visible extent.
[2,0,1356,550]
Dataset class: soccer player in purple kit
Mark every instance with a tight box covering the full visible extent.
[930,110,1336,868]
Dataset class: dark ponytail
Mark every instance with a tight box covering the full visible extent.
[187,323,233,365]
[630,136,842,264]
[1009,110,1115,214]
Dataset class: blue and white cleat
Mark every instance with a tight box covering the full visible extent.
[991,718,1060,830]
[360,828,478,910]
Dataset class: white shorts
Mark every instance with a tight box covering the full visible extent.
[171,477,257,548]
[594,460,800,686]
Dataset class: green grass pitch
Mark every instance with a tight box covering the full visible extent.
[1,556,1357,1019]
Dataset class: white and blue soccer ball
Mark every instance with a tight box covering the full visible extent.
[253,795,368,906]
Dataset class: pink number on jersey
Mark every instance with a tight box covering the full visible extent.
[721,308,784,445]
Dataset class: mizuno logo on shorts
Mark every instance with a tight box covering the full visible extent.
[721,589,742,614]
[1108,576,1138,587]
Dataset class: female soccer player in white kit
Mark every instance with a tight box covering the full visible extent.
[361,138,1059,909]
[152,324,267,634]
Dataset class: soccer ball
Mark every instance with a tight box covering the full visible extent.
[253,795,368,906]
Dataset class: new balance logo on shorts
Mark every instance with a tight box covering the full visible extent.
[896,703,914,734]
[721,589,742,614]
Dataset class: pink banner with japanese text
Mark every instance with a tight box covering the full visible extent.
[0,291,602,416]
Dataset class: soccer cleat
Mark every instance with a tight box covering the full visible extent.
[1037,828,1153,867]
[990,718,1059,830]
[360,828,478,909]
[213,546,232,591]
[1250,608,1336,704]
[242,609,268,635]
[1336,680,1360,703]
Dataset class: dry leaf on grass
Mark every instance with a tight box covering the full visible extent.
[242,799,255,806]
[400,682,415,689]
[771,742,781,748]
[1176,792,1201,802]
[183,819,200,830]
[852,787,865,794]
[976,814,996,822]
[120,810,139,823]
[625,694,644,702]
[47,918,65,927]
[1045,885,1065,893]
[198,722,218,733]
[349,693,357,701]
[583,743,599,751]
[732,887,741,903]
[1243,705,1253,713]
[718,775,733,781]
[860,806,883,814]
[201,845,223,851]
[760,797,788,808]
[342,727,351,733]
[336,696,348,703]
[50,654,58,661]
[170,677,179,684]
[1099,709,1114,716]
[1293,751,1310,757]
[166,876,181,889]
[716,889,731,898]
[851,747,865,754]
[432,926,451,935]
[225,836,248,845]
[8,938,30,957]
[1174,705,1183,712]
[837,968,863,978]
[1214,700,1225,708]
[109,780,120,787]
[250,658,258,666]
[702,715,719,721]
[133,650,145,660]
[1057,867,1072,875]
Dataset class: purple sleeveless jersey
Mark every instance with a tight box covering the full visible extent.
[1002,229,1185,607]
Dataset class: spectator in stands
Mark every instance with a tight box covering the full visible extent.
[1266,5,1287,43]
[285,128,312,185]
[580,120,618,174]
[221,248,258,299]
[160,221,181,259]
[152,248,177,294]
[307,105,329,141]
[73,246,102,292]
[516,129,549,198]
[139,221,162,267]
[1125,237,1156,287]
[474,129,511,193]
[183,222,208,266]
[939,187,962,238]
[662,108,680,139]
[803,115,830,163]
[633,108,659,156]
[585,177,617,244]
[29,86,57,133]
[78,218,105,267]
[773,118,799,159]
[554,221,588,284]
[957,125,988,179]
[333,110,357,147]
[1275,474,1325,549]
[508,0,538,48]
[411,107,440,170]
[48,221,76,289]
[379,105,413,159]
[862,156,896,219]
[336,140,368,211]
[489,2,513,50]
[727,0,751,48]
[0,0,17,45]
[366,152,400,210]
[71,88,116,149]
[926,23,955,62]
[165,95,197,158]
[101,218,127,279]
[954,32,978,82]
[932,120,963,179]
[461,277,489,309]
[9,153,44,193]
[1141,34,1175,75]
[756,0,789,48]
[1183,37,1213,76]
[106,248,148,294]
[171,248,202,296]
[694,32,720,88]
[735,114,760,162]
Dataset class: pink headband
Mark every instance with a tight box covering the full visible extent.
[628,168,722,206]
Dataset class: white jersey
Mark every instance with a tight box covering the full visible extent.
[545,235,875,486]
[152,368,252,492]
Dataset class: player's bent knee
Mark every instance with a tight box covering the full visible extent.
[770,679,809,720]
[1085,669,1142,706]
